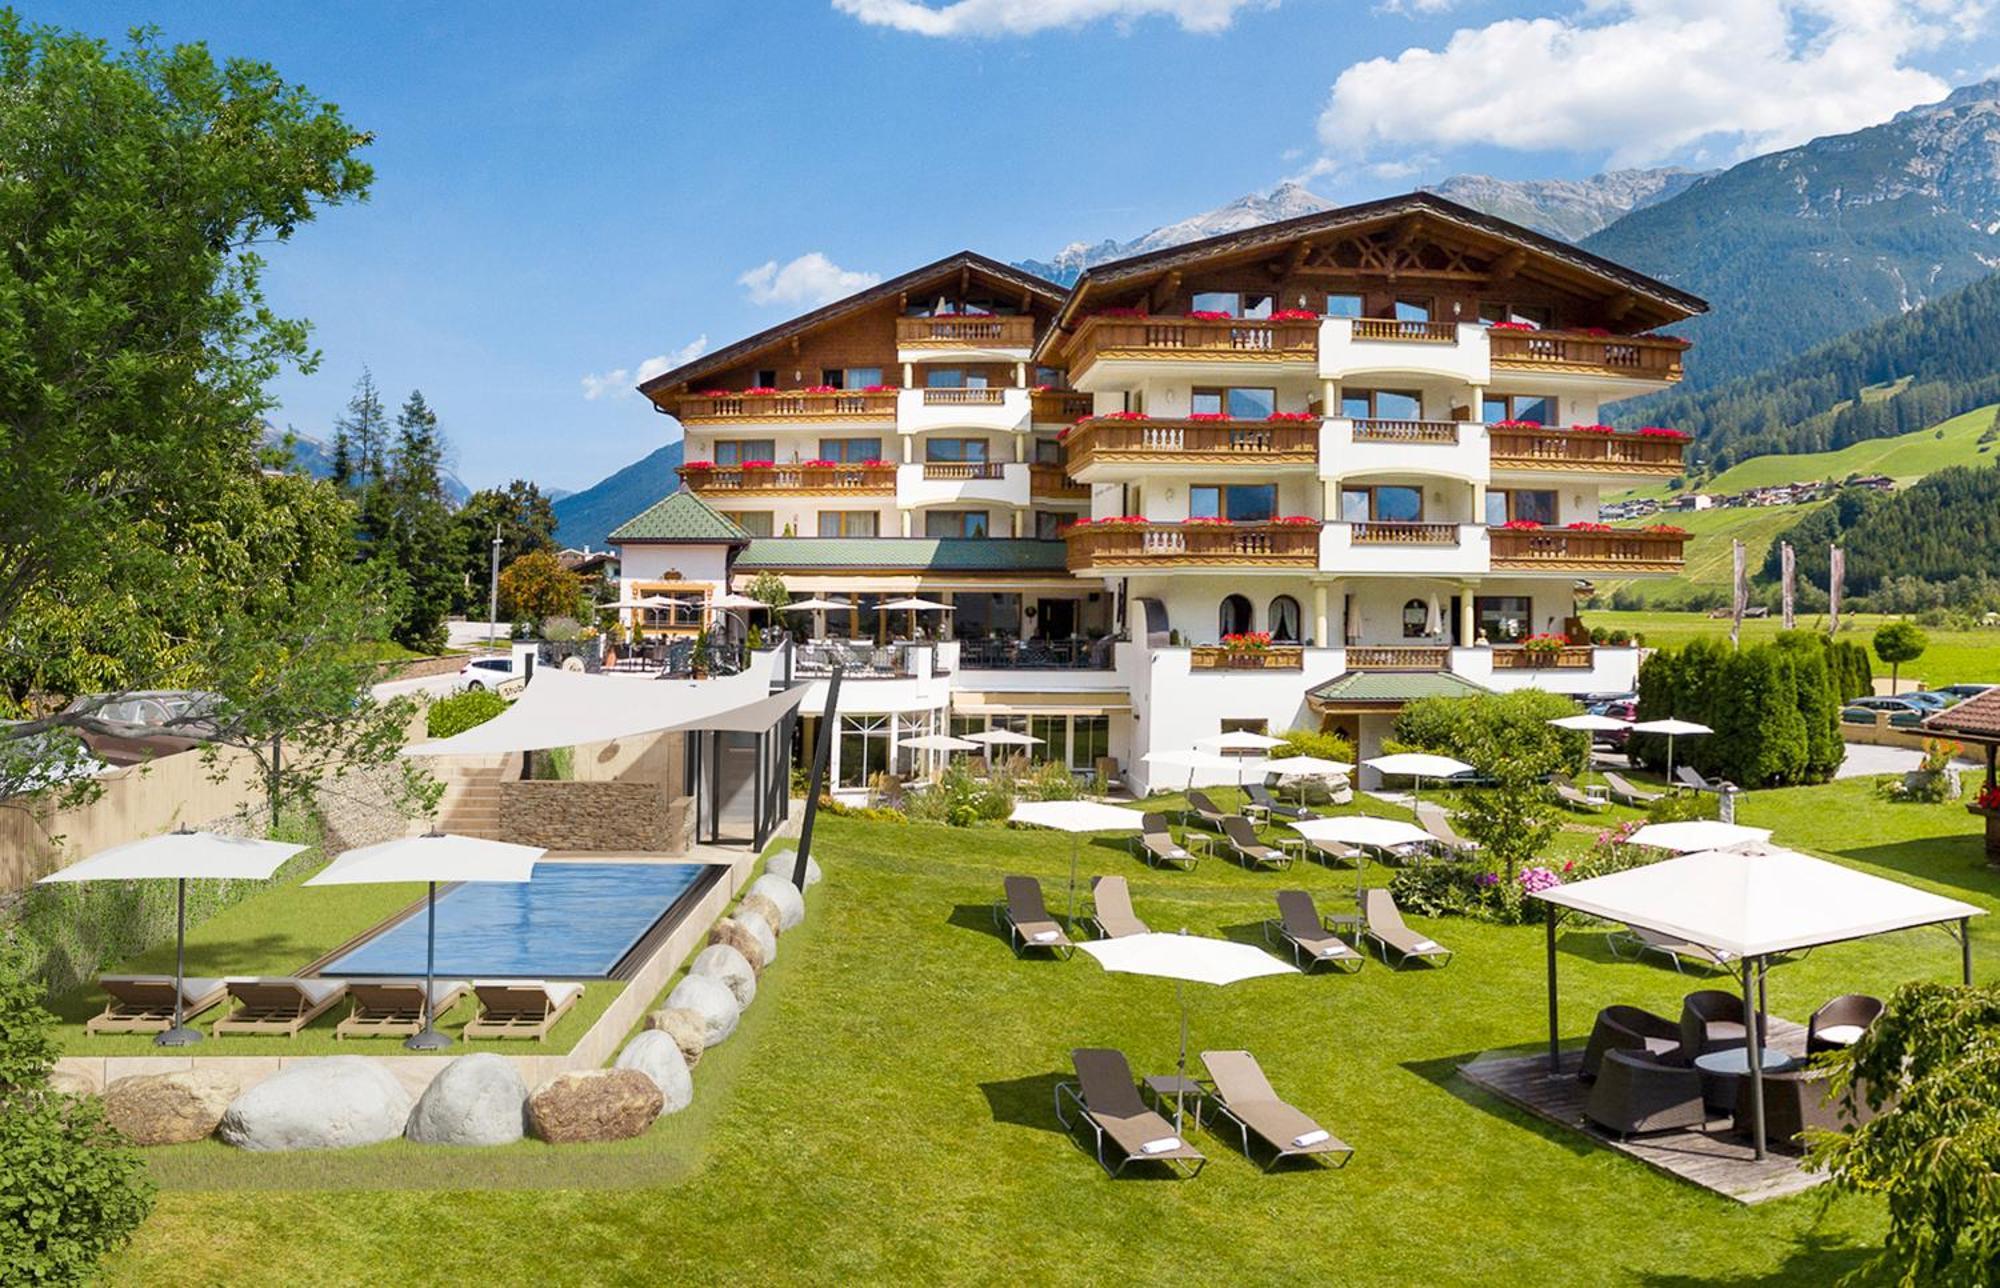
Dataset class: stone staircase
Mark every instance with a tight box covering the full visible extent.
[436,755,517,840]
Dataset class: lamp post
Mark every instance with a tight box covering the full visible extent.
[487,530,502,647]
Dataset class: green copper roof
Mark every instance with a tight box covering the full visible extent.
[1307,670,1491,705]
[608,489,751,544]
[735,538,1069,572]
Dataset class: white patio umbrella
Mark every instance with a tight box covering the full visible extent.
[305,830,546,1049]
[1142,747,1244,799]
[1010,800,1144,927]
[1289,815,1434,905]
[900,732,980,780]
[1076,931,1297,1131]
[1199,731,1286,753]
[707,591,766,612]
[1362,751,1475,810]
[1625,820,1772,853]
[1548,713,1631,733]
[1260,754,1357,811]
[1425,592,1443,637]
[881,595,952,639]
[1632,718,1713,782]
[38,827,307,1047]
[778,597,850,641]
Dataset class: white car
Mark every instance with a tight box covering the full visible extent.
[458,656,518,691]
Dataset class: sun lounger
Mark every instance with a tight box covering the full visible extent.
[1551,777,1606,812]
[1199,1049,1353,1170]
[1360,889,1452,968]
[1185,790,1231,831]
[1245,782,1317,822]
[334,978,471,1040]
[211,977,348,1038]
[460,980,584,1042]
[1220,815,1293,871]
[1137,812,1198,871]
[1054,1047,1206,1177]
[1602,771,1663,807]
[85,974,228,1035]
[1604,924,1730,974]
[1414,802,1480,857]
[1085,875,1149,939]
[1265,890,1362,973]
[1675,765,1733,794]
[995,875,1073,958]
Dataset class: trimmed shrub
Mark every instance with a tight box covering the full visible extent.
[1391,690,1589,778]
[427,688,508,739]
[1634,639,1842,788]
[1276,728,1356,766]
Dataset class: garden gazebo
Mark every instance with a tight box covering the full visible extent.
[1921,689,2000,862]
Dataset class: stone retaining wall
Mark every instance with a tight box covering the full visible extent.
[496,781,692,854]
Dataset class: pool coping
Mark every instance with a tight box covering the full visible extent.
[53,839,780,1101]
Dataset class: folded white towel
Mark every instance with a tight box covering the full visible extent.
[1319,944,1348,957]
[1413,940,1442,953]
[1139,1136,1183,1155]
[1292,1129,1330,1148]
[1031,929,1060,943]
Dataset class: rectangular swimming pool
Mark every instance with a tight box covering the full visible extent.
[320,862,722,980]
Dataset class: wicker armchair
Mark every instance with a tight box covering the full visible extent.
[1584,1050,1709,1139]
[1680,990,1748,1058]
[1733,1067,1875,1153]
[1807,994,1884,1056]
[1580,1005,1685,1083]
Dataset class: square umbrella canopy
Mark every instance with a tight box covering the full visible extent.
[1362,751,1474,810]
[1631,718,1712,779]
[1010,800,1144,926]
[1548,714,1631,733]
[38,828,308,1046]
[1199,731,1286,752]
[1289,815,1434,905]
[965,728,1042,747]
[1260,754,1356,810]
[1625,820,1770,853]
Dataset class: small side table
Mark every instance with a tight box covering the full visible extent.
[1188,832,1220,862]
[1693,1046,1798,1112]
[1585,784,1611,807]
[1143,1075,1208,1128]
[1279,836,1312,865]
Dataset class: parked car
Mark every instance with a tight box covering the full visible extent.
[1900,691,1954,712]
[458,657,519,691]
[1933,683,1993,702]
[1598,698,1639,751]
[1843,696,1928,728]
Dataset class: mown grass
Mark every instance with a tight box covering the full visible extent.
[1598,502,1825,606]
[99,774,2000,1285]
[1583,609,2000,684]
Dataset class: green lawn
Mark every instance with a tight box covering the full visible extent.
[96,774,2000,1285]
[1583,609,2000,684]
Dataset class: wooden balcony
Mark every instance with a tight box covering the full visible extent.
[1491,644,1596,670]
[1029,463,1088,500]
[1190,645,1305,671]
[1064,417,1319,472]
[679,463,896,496]
[1487,329,1685,383]
[1349,521,1460,546]
[1489,527,1688,573]
[921,387,1008,407]
[896,314,1037,349]
[1349,319,1459,344]
[1347,646,1450,671]
[1031,389,1094,422]
[1488,425,1686,476]
[921,461,1008,481]
[674,389,897,424]
[1063,314,1319,380]
[1351,419,1460,444]
[1065,521,1320,571]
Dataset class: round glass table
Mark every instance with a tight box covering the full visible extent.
[1693,1047,1799,1112]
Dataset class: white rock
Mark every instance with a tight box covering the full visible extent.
[613,1031,693,1116]
[664,974,740,1047]
[765,849,821,887]
[217,1057,411,1152]
[740,912,778,967]
[745,874,807,930]
[405,1054,527,1146]
[689,943,756,1009]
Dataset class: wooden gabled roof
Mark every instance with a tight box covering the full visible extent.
[639,251,1066,401]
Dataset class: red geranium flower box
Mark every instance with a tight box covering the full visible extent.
[681,460,715,470]
[1182,516,1233,525]
[1492,419,1545,430]
[1266,411,1318,422]
[1186,412,1232,422]
[1565,521,1612,533]
[1488,321,1537,331]
[862,383,899,393]
[1271,515,1320,526]
[859,459,888,467]
[1569,423,1616,434]
[695,389,731,398]
[802,385,838,395]
[1498,519,1543,531]
[1637,426,1690,439]
[1270,309,1320,321]
[802,459,837,468]
[742,386,778,396]
[740,460,775,470]
[1642,524,1688,536]
[1184,310,1233,322]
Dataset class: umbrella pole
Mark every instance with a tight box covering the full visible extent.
[1067,835,1079,932]
[157,877,198,1047]
[1175,977,1187,1135]
[407,881,451,1051]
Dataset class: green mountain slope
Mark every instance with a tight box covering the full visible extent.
[1603,504,1822,608]
[551,440,683,550]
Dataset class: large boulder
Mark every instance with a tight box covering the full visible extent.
[708,917,769,975]
[526,1070,661,1143]
[745,874,807,931]
[739,912,778,968]
[645,1008,707,1068]
[664,974,740,1047]
[613,1031,693,1117]
[46,1068,97,1099]
[103,1069,238,1145]
[405,1054,527,1146]
[217,1057,411,1152]
[764,849,822,888]
[739,893,784,939]
[689,943,756,1010]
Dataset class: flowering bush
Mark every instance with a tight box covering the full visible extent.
[1564,521,1613,532]
[1488,320,1538,331]
[1518,865,1563,895]
[1497,519,1543,531]
[1568,423,1616,434]
[1266,411,1318,422]
[1221,631,1273,651]
[1637,426,1690,439]
[743,386,778,396]
[1094,410,1150,421]
[1270,309,1320,321]
[1094,306,1147,318]
[802,384,838,394]
[1977,784,2000,811]
[1271,515,1320,526]
[680,460,715,470]
[1093,515,1148,526]
[1641,524,1688,536]
[1522,632,1567,655]
[1030,384,1052,393]
[859,458,888,467]
[863,383,899,393]
[1186,412,1233,422]
[1185,310,1233,321]
[1576,326,1612,337]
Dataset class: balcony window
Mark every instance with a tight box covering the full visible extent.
[837,715,890,788]
[818,437,883,463]
[1486,489,1557,526]
[1034,511,1066,540]
[1484,394,1556,425]
[820,367,883,390]
[1341,485,1423,522]
[1190,291,1274,319]
[1191,386,1277,418]
[1393,297,1431,321]
[1402,599,1431,639]
[926,510,989,538]
[954,593,1021,639]
[925,437,988,463]
[755,369,777,388]
[1219,594,1253,636]
[720,511,774,537]
[1325,293,1365,318]
[715,439,775,466]
[1029,716,1069,766]
[1475,595,1533,645]
[818,511,878,537]
[1034,437,1061,465]
[1479,302,1552,328]
[1343,389,1423,420]
[1269,595,1302,644]
[1073,716,1109,770]
[1190,483,1277,522]
[1034,366,1068,389]
[925,368,988,389]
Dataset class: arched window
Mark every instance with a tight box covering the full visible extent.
[1268,595,1302,644]
[1402,598,1429,639]
[1219,594,1253,637]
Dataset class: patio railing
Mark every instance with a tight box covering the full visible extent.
[956,638,1114,670]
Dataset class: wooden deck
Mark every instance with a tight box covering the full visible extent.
[1458,1018,1828,1205]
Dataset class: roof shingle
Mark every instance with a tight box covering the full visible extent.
[1924,688,2000,743]
[607,489,751,544]
[1307,670,1491,706]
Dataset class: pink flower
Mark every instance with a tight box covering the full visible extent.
[1488,320,1537,332]
[802,385,838,395]
[1271,515,1320,526]
[1637,426,1690,440]
[680,460,715,470]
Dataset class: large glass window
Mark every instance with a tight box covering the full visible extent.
[817,511,878,537]
[1393,296,1431,321]
[720,511,774,537]
[926,510,990,538]
[1191,386,1277,418]
[1034,511,1066,540]
[1269,595,1302,643]
[818,437,883,463]
[1403,599,1431,639]
[925,438,988,463]
[1479,302,1551,328]
[1341,389,1423,420]
[1341,486,1423,521]
[924,368,988,389]
[954,592,1022,639]
[1475,595,1533,644]
[1072,716,1109,771]
[1034,437,1061,465]
[1190,291,1273,319]
[714,439,775,466]
[1484,394,1557,425]
[1219,594,1253,637]
[1325,292,1365,318]
[1189,484,1277,522]
[1030,716,1069,766]
[1486,488,1557,526]
[1033,365,1068,389]
[837,715,890,788]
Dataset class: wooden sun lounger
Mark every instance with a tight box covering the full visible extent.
[1361,890,1452,968]
[461,980,584,1042]
[995,875,1073,958]
[211,977,348,1038]
[1085,875,1149,939]
[1137,812,1198,871]
[1200,1049,1353,1170]
[1220,816,1292,871]
[1605,924,1731,974]
[1414,803,1480,857]
[1054,1047,1206,1178]
[1265,890,1362,973]
[85,974,228,1035]
[1602,771,1663,807]
[335,978,471,1040]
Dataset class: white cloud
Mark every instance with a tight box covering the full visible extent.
[1317,1,1972,170]
[581,335,708,401]
[1375,0,1460,15]
[737,253,881,308]
[832,0,1270,37]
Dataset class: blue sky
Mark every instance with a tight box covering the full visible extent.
[37,1,2000,492]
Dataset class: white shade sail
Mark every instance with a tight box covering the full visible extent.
[882,597,952,611]
[1287,816,1431,849]
[902,733,980,752]
[1548,714,1631,732]
[39,831,306,884]
[404,666,799,756]
[1199,731,1286,752]
[1632,718,1713,737]
[1533,845,1984,959]
[1260,755,1355,777]
[1625,820,1771,853]
[964,728,1042,747]
[1077,931,1298,986]
[1009,800,1144,834]
[1364,752,1475,779]
[305,833,546,886]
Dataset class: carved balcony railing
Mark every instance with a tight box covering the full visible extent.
[1189,646,1305,671]
[1029,463,1088,499]
[1487,425,1686,476]
[1031,390,1094,422]
[896,314,1036,348]
[1064,521,1320,571]
[1351,419,1460,444]
[1488,527,1688,573]
[1062,315,1319,380]
[1063,417,1319,472]
[674,389,898,423]
[1346,646,1450,671]
[1348,521,1460,546]
[1490,645,1597,670]
[1487,329,1686,382]
[922,387,1008,406]
[1349,318,1459,343]
[921,461,1008,481]
[679,463,896,495]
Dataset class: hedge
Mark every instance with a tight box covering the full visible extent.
[426,688,509,739]
[1634,638,1843,787]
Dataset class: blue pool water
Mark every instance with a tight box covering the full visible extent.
[322,863,716,980]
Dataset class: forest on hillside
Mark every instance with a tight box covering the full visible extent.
[1762,463,2000,612]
